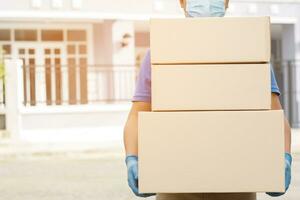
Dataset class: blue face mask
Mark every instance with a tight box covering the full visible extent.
[186,0,226,17]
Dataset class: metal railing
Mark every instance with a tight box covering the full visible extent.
[272,60,300,128]
[0,78,4,106]
[1,60,300,128]
[21,64,139,106]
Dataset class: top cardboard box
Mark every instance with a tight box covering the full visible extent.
[150,17,271,64]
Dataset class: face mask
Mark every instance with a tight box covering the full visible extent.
[186,0,226,17]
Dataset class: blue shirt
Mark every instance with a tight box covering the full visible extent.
[271,65,281,95]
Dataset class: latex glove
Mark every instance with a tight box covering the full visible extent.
[126,155,156,198]
[266,153,292,197]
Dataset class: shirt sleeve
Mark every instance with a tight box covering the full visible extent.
[132,50,152,102]
[270,64,281,96]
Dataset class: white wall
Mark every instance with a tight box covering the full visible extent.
[0,0,182,20]
[93,20,135,65]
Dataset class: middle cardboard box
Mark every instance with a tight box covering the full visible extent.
[152,63,271,111]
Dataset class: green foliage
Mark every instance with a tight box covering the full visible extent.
[0,48,5,80]
[0,63,4,80]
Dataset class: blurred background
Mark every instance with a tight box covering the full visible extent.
[0,0,299,200]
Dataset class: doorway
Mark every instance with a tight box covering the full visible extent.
[271,23,298,127]
[13,43,66,106]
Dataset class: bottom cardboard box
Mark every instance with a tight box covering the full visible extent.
[138,110,285,193]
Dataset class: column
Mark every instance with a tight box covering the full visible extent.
[5,59,23,140]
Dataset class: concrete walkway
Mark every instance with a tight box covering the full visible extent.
[0,150,299,200]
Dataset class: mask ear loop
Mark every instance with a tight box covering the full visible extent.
[225,0,229,9]
[180,0,186,9]
[181,0,189,17]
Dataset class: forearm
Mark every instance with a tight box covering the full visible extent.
[123,102,152,156]
[284,117,291,153]
[271,93,291,153]
[124,112,139,156]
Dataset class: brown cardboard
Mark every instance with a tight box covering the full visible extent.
[152,64,271,111]
[150,17,271,64]
[138,110,285,193]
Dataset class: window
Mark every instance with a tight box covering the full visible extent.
[67,45,76,54]
[41,30,63,41]
[80,58,87,65]
[44,49,51,55]
[67,30,86,41]
[1,44,11,59]
[28,49,35,55]
[15,29,37,41]
[0,29,11,41]
[19,48,25,55]
[2,45,11,54]
[79,45,86,54]
[54,48,61,55]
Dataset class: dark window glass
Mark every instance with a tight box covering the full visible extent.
[15,30,37,41]
[41,30,63,41]
[29,49,35,55]
[45,49,51,55]
[67,45,76,54]
[54,49,61,55]
[67,30,86,41]
[2,45,11,54]
[79,45,86,54]
[19,49,25,55]
[0,29,11,41]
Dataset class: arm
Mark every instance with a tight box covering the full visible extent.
[267,93,292,197]
[124,101,151,156]
[271,93,291,153]
[123,101,155,197]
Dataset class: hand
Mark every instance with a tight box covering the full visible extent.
[266,153,292,197]
[126,155,156,198]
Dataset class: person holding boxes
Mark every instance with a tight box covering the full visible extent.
[123,0,292,199]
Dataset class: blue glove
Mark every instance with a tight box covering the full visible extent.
[267,153,292,197]
[126,155,156,198]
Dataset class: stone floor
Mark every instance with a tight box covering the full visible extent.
[0,152,299,200]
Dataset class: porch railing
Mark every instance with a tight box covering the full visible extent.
[2,59,300,128]
[272,60,300,128]
[0,78,4,107]
[21,64,138,106]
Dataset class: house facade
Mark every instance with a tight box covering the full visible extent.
[0,0,300,140]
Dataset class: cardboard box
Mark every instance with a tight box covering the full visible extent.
[150,17,270,64]
[138,110,285,193]
[152,64,271,111]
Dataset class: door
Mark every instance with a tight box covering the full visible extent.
[13,44,66,106]
[43,44,66,105]
[67,43,88,105]
[13,45,41,106]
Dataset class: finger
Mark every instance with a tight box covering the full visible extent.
[128,179,139,195]
[285,166,292,190]
[134,170,138,180]
[128,171,139,195]
[266,192,284,197]
[137,193,156,197]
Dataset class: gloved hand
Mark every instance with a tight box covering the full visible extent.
[266,153,292,197]
[126,155,156,198]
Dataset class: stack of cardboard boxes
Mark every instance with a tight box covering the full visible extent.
[138,17,285,193]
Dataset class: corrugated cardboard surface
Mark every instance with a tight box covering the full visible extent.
[150,17,270,64]
[152,64,271,111]
[138,111,285,193]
